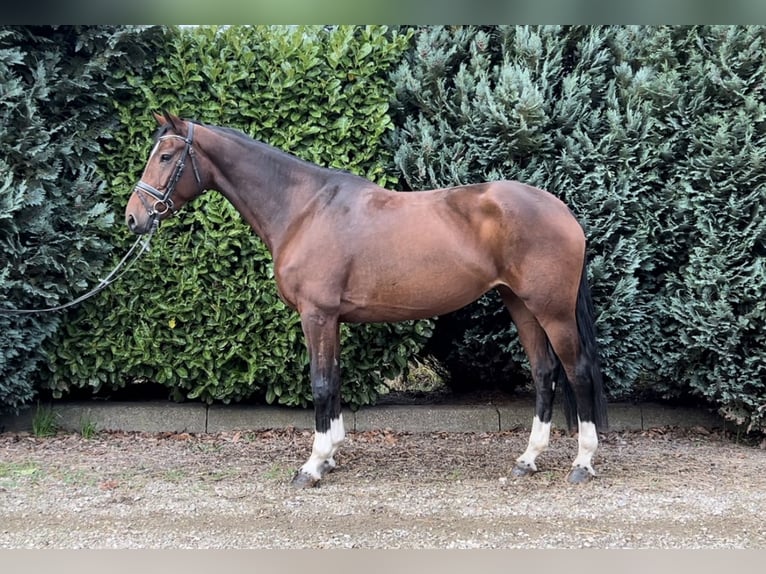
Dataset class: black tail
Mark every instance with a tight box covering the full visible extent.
[558,259,609,432]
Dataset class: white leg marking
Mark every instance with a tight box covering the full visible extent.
[300,414,346,479]
[572,418,599,476]
[516,416,551,472]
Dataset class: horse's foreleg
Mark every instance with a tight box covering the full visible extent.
[292,309,345,488]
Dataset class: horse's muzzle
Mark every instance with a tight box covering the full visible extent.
[126,211,155,235]
[126,212,138,233]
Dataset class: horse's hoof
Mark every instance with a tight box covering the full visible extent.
[291,471,320,489]
[567,466,593,485]
[511,463,535,478]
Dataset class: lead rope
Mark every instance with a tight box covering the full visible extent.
[0,221,157,315]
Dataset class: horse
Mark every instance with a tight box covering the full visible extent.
[125,111,608,486]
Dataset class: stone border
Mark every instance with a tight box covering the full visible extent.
[0,400,724,435]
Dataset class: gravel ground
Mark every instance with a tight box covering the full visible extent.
[1,426,765,549]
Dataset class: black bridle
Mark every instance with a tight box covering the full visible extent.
[132,121,203,219]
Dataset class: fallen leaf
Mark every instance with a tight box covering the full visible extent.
[99,480,119,491]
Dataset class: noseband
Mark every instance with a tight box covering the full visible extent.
[133,121,203,218]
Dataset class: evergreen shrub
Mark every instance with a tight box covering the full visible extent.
[0,25,164,412]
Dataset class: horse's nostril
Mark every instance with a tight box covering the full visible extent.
[127,213,137,232]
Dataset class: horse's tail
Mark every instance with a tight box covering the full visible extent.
[558,258,609,432]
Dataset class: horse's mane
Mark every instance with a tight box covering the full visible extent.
[155,119,369,184]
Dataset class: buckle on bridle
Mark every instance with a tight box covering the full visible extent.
[152,198,173,215]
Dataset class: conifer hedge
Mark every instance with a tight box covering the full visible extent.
[42,25,431,409]
[389,25,766,431]
[0,25,165,411]
[3,25,764,432]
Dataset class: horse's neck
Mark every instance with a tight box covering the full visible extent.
[208,135,325,256]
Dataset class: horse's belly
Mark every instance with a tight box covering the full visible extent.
[338,257,494,323]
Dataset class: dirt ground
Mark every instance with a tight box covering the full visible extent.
[1,425,765,549]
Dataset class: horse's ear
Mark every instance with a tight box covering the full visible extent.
[161,110,181,132]
[153,111,165,126]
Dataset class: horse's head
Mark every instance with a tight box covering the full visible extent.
[125,111,205,234]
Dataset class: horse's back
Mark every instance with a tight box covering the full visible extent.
[469,180,579,226]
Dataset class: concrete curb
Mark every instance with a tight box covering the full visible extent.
[0,399,724,435]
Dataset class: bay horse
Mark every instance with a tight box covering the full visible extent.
[125,111,608,486]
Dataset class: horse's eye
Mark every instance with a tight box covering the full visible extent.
[160,153,172,163]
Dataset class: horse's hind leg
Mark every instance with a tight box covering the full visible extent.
[498,288,559,477]
[502,282,607,483]
[540,318,605,484]
[291,308,345,488]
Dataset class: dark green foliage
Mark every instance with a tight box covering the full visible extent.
[0,26,164,412]
[7,25,765,431]
[44,25,431,410]
[653,27,766,431]
[390,25,766,431]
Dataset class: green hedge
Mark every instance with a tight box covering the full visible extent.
[7,25,764,432]
[390,25,766,431]
[0,26,164,412]
[43,25,432,409]
[652,26,766,429]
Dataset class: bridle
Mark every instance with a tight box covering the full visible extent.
[132,121,203,220]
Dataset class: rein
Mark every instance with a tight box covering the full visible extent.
[132,121,202,218]
[0,222,157,316]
